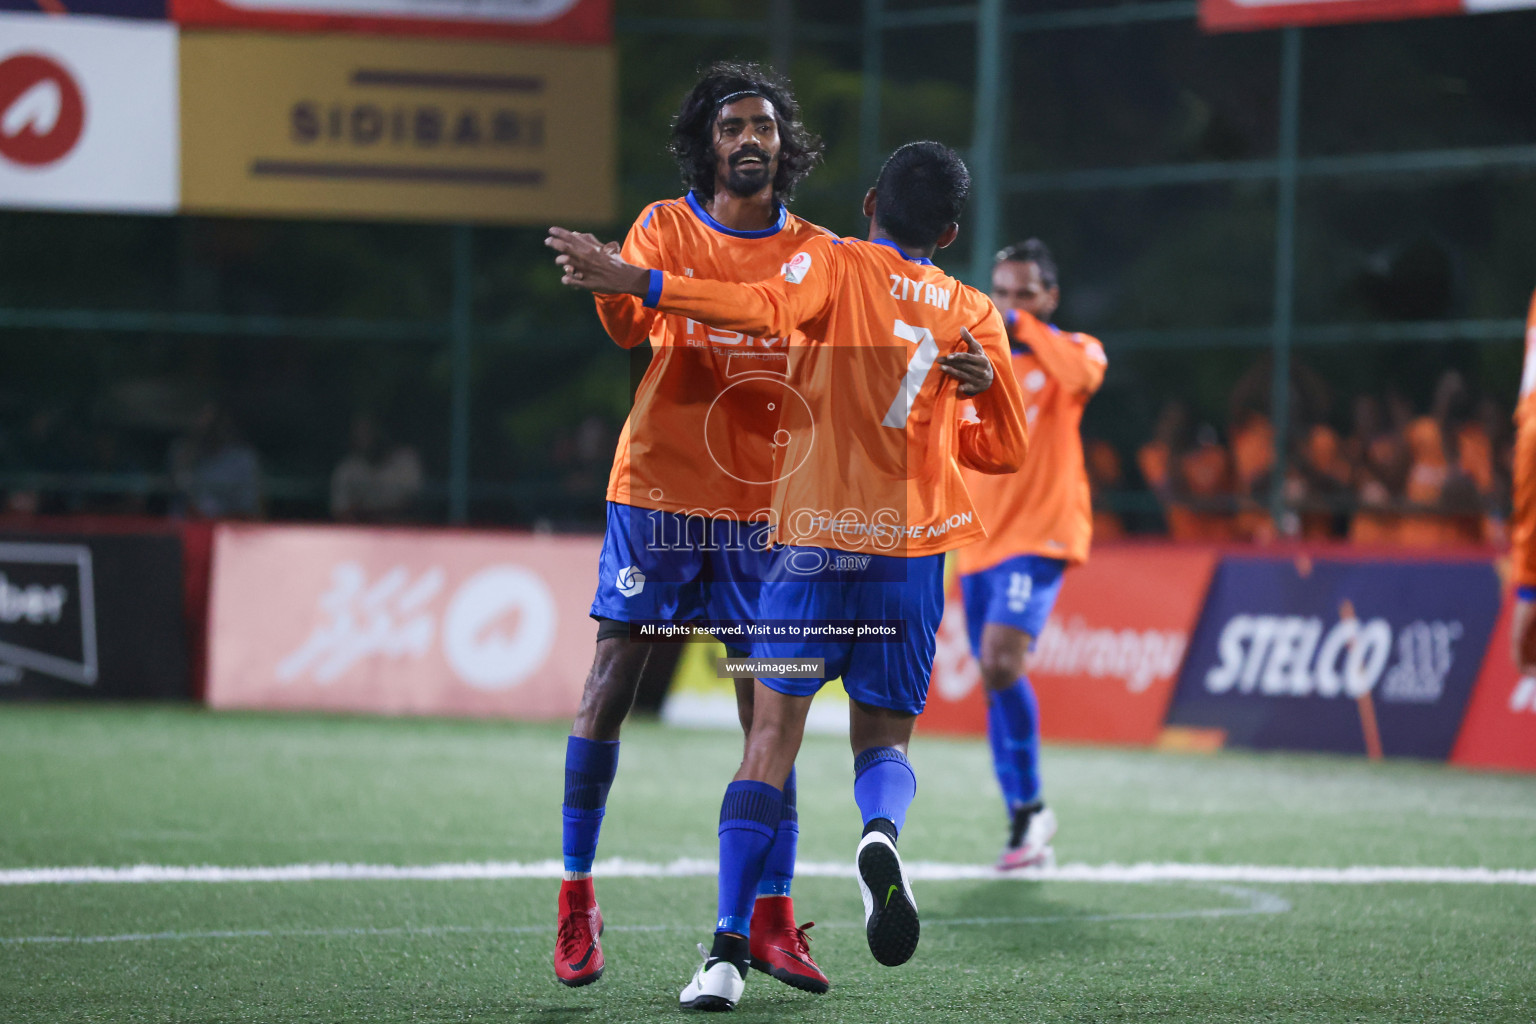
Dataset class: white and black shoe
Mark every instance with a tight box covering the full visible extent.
[679,940,747,1011]
[855,828,920,967]
[997,803,1058,872]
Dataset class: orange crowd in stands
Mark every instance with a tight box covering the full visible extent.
[1088,365,1511,548]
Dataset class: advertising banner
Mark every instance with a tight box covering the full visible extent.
[1201,0,1535,32]
[0,13,178,213]
[0,532,188,700]
[1164,556,1500,758]
[173,0,609,44]
[0,0,166,16]
[206,524,600,719]
[179,32,614,225]
[1449,593,1536,771]
[921,546,1219,744]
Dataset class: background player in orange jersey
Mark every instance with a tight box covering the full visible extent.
[1511,288,1536,674]
[550,141,1030,1010]
[957,239,1107,871]
[555,63,834,995]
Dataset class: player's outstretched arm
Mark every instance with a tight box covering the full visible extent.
[958,316,1030,475]
[547,227,651,297]
[1011,310,1107,396]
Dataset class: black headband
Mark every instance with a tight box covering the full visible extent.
[716,89,766,110]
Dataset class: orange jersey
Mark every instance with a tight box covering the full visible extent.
[1513,289,1536,589]
[596,194,832,520]
[957,310,1106,573]
[644,234,1030,557]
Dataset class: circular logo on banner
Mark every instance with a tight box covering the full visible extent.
[443,566,556,691]
[0,54,86,168]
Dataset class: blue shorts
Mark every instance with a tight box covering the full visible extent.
[590,503,771,647]
[750,547,945,715]
[960,554,1067,656]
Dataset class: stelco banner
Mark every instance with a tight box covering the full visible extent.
[0,13,178,214]
[921,547,1218,745]
[0,533,189,700]
[1164,556,1501,758]
[179,32,614,224]
[206,524,599,718]
[1202,0,1536,32]
[173,0,610,43]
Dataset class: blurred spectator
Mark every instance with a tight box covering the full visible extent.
[1392,372,1479,546]
[330,414,423,523]
[1139,401,1234,541]
[1345,394,1409,545]
[3,406,90,516]
[169,403,263,519]
[1084,437,1126,541]
[1287,423,1352,540]
[1229,411,1276,543]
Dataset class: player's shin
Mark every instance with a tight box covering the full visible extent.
[756,765,797,898]
[852,747,920,967]
[561,736,620,877]
[990,678,1042,808]
[716,780,785,937]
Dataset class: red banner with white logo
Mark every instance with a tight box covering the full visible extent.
[1201,0,1534,32]
[920,546,1219,745]
[172,0,610,43]
[205,524,599,719]
[1449,592,1536,771]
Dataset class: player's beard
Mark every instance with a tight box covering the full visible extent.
[721,149,774,197]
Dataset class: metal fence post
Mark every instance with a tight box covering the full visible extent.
[1269,26,1303,529]
[448,224,473,525]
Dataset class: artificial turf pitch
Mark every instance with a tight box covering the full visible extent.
[2,705,1533,1023]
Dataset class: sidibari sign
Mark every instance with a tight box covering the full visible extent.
[179,32,614,224]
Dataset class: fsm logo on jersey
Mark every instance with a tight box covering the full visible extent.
[1166,557,1501,758]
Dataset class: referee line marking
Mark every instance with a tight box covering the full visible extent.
[1,859,1533,886]
[0,885,1289,946]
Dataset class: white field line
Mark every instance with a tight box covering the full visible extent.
[1,858,1534,886]
[0,885,1290,946]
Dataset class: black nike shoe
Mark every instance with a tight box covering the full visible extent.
[855,830,919,967]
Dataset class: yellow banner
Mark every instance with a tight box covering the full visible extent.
[181,32,613,224]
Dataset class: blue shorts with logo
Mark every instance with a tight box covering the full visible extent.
[750,547,945,715]
[590,503,771,649]
[960,554,1068,656]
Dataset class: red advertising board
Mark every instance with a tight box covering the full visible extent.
[172,0,610,43]
[206,523,599,719]
[1202,0,1471,32]
[920,546,1220,745]
[1450,592,1536,771]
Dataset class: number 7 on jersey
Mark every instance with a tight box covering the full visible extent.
[882,319,939,429]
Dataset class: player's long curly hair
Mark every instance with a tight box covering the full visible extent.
[669,61,824,204]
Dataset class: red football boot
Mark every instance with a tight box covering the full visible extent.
[554,878,605,987]
[749,895,829,994]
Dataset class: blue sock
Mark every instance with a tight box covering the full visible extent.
[716,781,784,935]
[987,689,1024,808]
[561,736,620,873]
[990,678,1042,808]
[853,747,917,836]
[757,767,797,898]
